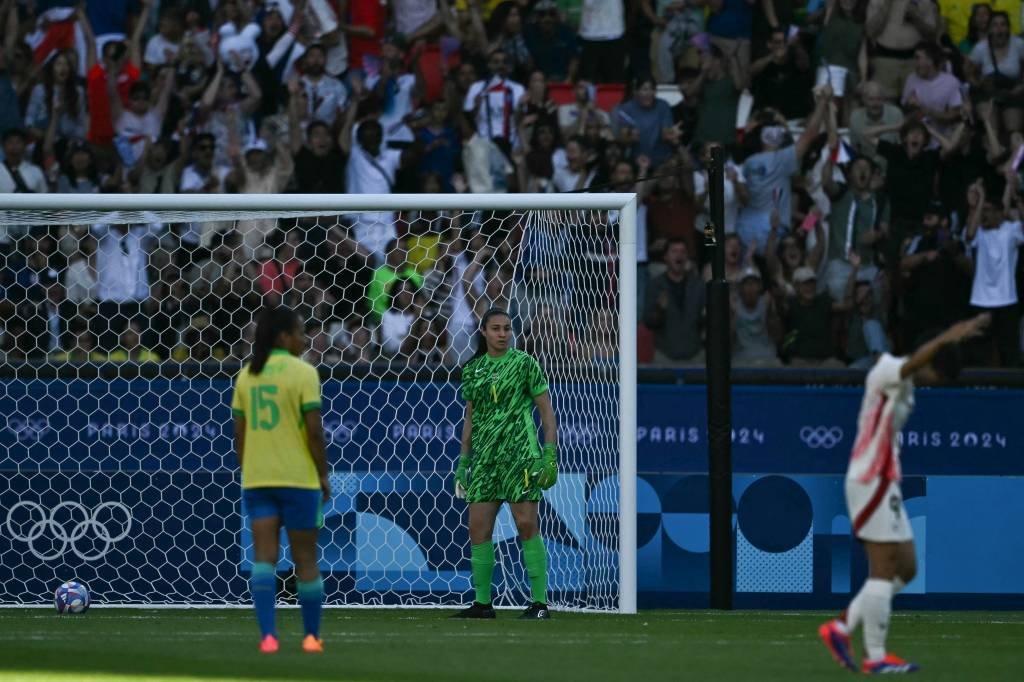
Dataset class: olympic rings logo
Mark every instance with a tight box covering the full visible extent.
[4,501,132,561]
[799,426,844,449]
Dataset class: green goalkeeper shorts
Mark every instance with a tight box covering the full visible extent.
[466,453,543,504]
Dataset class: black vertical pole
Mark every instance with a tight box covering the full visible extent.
[704,145,733,610]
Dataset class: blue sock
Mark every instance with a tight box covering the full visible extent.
[296,576,324,639]
[250,562,276,638]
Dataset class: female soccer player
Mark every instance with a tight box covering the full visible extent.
[231,306,331,654]
[819,312,991,673]
[452,308,558,620]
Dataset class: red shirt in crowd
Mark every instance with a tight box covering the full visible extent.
[347,0,385,72]
[86,62,140,145]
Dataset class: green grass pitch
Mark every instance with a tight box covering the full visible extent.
[0,609,1021,681]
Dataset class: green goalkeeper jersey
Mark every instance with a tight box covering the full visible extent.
[460,348,549,502]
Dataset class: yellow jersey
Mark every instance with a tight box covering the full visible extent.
[231,349,322,490]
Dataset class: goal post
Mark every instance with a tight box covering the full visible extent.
[0,193,637,614]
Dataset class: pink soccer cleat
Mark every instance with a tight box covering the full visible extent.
[863,654,920,674]
[818,619,858,672]
[258,634,279,654]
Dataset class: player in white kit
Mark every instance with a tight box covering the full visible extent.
[819,312,990,674]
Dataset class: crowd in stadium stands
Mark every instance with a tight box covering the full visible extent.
[1,0,1023,369]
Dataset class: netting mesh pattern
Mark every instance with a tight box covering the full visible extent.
[0,207,621,610]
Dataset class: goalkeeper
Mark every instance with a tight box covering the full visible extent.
[452,308,558,620]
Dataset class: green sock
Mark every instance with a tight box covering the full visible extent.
[470,541,495,605]
[521,535,548,605]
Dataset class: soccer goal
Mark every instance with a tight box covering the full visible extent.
[0,193,637,614]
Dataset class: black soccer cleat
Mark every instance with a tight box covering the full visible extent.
[518,602,551,620]
[450,602,496,619]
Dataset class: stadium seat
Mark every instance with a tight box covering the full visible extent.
[595,83,626,111]
[547,82,574,106]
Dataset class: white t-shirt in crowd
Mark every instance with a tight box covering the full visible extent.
[969,220,1024,307]
[0,160,47,193]
[463,76,525,144]
[92,223,162,303]
[308,0,348,75]
[847,353,913,485]
[550,148,596,192]
[144,33,180,66]
[117,109,163,166]
[367,72,417,143]
[694,162,745,233]
[579,0,625,41]
[970,36,1024,79]
[302,74,348,126]
[346,131,403,262]
[380,310,414,355]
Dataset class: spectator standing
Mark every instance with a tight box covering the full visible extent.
[736,89,829,254]
[967,11,1024,134]
[844,253,891,367]
[143,5,184,71]
[819,155,889,303]
[965,180,1023,366]
[865,0,938,101]
[689,44,745,148]
[25,50,87,142]
[901,42,963,140]
[83,3,148,166]
[705,0,754,77]
[557,78,610,140]
[464,48,526,153]
[112,69,174,168]
[899,200,972,350]
[487,2,533,83]
[228,138,295,258]
[750,27,814,121]
[780,265,846,367]
[732,266,782,366]
[612,76,677,167]
[91,222,162,352]
[866,119,940,266]
[344,119,413,263]
[252,0,306,119]
[578,0,626,83]
[0,128,47,194]
[418,99,462,192]
[298,43,349,127]
[848,80,904,169]
[525,0,579,82]
[643,238,705,364]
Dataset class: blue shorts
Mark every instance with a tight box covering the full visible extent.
[243,487,323,530]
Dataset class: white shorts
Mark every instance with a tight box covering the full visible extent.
[845,477,914,543]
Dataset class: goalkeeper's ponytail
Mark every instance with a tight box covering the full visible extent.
[250,305,301,375]
[471,307,511,361]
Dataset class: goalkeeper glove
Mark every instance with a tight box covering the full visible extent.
[454,452,472,499]
[530,444,558,490]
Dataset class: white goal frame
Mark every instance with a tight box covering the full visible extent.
[0,192,638,615]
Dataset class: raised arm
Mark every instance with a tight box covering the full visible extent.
[129,0,154,69]
[965,178,984,242]
[239,69,263,116]
[899,313,990,378]
[200,60,225,111]
[795,89,831,162]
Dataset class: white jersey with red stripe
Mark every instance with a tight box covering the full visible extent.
[846,353,915,485]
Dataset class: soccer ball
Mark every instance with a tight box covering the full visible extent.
[54,581,90,614]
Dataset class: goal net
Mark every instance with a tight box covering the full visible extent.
[0,194,636,613]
